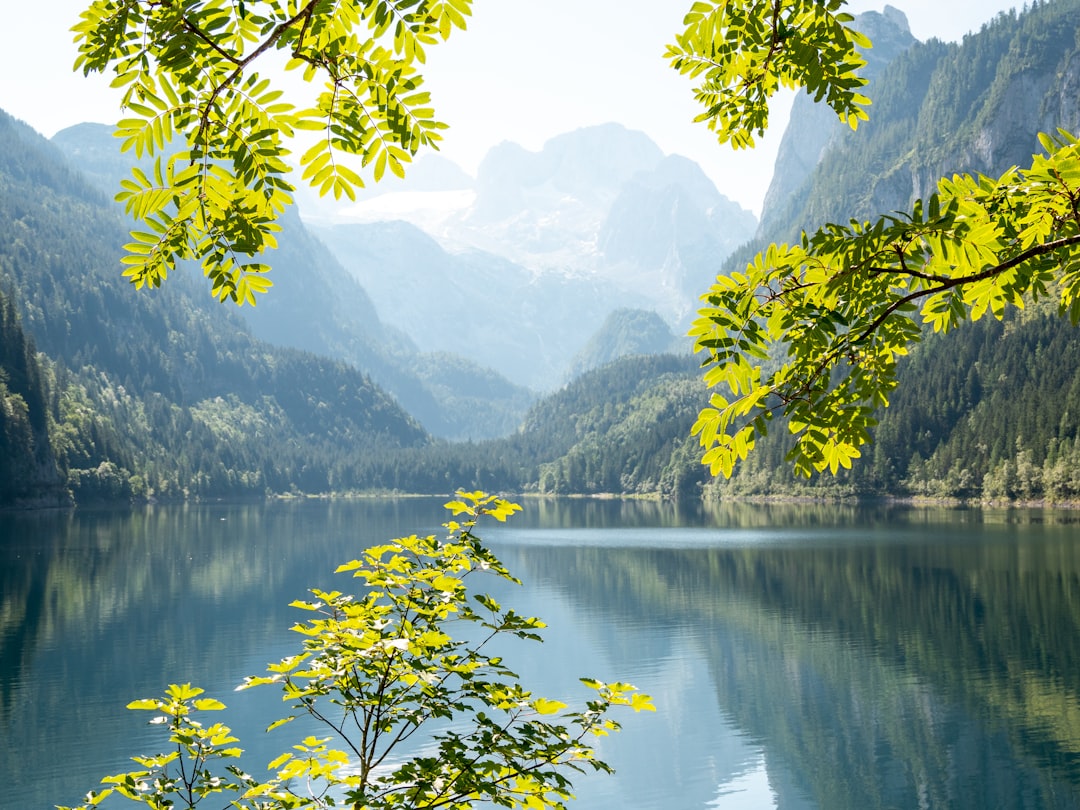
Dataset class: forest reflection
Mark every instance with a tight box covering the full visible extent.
[4,501,1080,808]
[499,514,1080,808]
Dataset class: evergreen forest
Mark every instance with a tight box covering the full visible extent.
[6,1,1080,507]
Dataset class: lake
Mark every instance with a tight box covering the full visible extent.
[3,498,1080,809]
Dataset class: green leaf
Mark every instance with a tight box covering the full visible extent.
[533,698,567,715]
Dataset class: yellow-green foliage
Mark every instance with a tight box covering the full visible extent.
[669,2,1080,480]
[59,493,653,810]
[73,0,472,304]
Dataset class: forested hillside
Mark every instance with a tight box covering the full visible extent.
[0,290,65,507]
[566,309,682,380]
[0,110,429,505]
[707,0,1080,502]
[325,354,707,499]
[51,123,535,441]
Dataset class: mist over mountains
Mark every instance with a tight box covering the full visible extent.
[6,1,1080,506]
[55,121,754,395]
[309,122,756,390]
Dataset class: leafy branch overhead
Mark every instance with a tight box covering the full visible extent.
[665,0,871,149]
[691,128,1080,478]
[73,0,471,304]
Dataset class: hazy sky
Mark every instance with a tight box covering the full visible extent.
[0,1,1020,214]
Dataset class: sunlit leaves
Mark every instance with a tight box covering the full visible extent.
[72,0,471,303]
[665,0,870,148]
[661,4,1080,482]
[692,132,1080,478]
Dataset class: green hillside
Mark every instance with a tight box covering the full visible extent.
[0,289,65,507]
[0,110,428,505]
[566,309,681,380]
[339,354,708,499]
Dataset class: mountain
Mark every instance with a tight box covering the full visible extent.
[757,2,1080,243]
[758,6,918,237]
[50,123,534,441]
[468,124,665,231]
[313,124,756,389]
[470,125,754,305]
[309,219,613,390]
[598,154,758,307]
[566,309,682,380]
[0,108,430,503]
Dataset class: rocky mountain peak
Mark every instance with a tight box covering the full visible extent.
[757,6,917,236]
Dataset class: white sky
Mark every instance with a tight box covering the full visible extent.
[0,1,1020,215]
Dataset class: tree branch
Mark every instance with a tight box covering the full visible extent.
[853,230,1080,345]
[181,16,242,65]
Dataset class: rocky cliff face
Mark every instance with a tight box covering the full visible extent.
[757,6,917,237]
[965,48,1080,174]
[897,7,1080,205]
[757,1,1080,244]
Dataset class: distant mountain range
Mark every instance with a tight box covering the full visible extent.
[55,121,754,395]
[304,123,755,300]
[0,107,734,505]
[51,123,534,441]
[307,123,756,389]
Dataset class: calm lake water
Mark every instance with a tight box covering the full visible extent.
[4,498,1080,809]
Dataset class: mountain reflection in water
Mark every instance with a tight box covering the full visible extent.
[3,499,1080,809]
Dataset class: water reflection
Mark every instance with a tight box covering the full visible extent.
[0,500,452,809]
[3,501,1080,808]
[490,511,1080,808]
